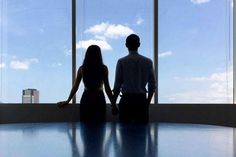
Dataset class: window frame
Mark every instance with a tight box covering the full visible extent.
[233,0,236,104]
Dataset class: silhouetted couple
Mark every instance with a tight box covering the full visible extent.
[58,34,156,123]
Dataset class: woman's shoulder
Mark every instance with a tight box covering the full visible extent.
[78,66,83,71]
[102,64,108,70]
[77,66,84,75]
[102,64,109,71]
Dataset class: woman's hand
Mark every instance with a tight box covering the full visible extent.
[57,101,69,108]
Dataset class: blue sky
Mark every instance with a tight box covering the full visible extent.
[0,0,233,103]
[158,0,233,103]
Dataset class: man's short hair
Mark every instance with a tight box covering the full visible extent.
[126,34,140,50]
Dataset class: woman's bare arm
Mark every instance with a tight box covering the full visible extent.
[103,66,119,115]
[57,67,82,107]
[103,66,114,105]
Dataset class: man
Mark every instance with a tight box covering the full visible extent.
[113,34,156,122]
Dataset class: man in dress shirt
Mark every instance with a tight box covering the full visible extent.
[113,34,156,122]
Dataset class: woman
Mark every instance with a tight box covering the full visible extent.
[58,45,118,122]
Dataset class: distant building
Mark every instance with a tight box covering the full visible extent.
[22,89,39,104]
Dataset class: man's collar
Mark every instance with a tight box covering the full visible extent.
[129,51,138,55]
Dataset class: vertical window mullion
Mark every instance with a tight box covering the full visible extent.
[72,0,76,104]
[154,0,158,104]
[233,0,236,104]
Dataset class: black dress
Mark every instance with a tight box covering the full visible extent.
[79,66,106,122]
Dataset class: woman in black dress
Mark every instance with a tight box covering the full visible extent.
[58,45,118,122]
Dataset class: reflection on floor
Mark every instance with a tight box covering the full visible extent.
[0,122,235,157]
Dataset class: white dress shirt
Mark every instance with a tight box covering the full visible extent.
[113,51,156,94]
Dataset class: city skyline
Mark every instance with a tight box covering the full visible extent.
[22,88,39,103]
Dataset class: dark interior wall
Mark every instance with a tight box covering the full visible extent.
[149,104,236,127]
[0,104,236,127]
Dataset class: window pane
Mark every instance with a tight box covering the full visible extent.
[0,0,71,103]
[76,0,153,103]
[158,0,233,103]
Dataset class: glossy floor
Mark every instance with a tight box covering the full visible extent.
[0,122,235,157]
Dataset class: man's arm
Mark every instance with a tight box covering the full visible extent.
[113,60,123,103]
[147,61,156,104]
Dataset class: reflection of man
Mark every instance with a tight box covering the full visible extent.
[113,34,156,122]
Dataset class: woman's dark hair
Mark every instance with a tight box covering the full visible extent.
[82,45,104,89]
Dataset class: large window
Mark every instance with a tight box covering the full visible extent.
[158,0,233,103]
[0,0,235,104]
[76,0,153,102]
[0,0,71,103]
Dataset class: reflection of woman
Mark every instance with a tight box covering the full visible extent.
[80,123,106,156]
[58,45,118,122]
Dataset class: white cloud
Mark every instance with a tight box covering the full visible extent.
[65,37,112,55]
[52,62,62,68]
[64,49,72,56]
[136,17,144,25]
[191,0,211,4]
[39,28,45,33]
[76,39,112,50]
[169,67,233,103]
[77,22,134,51]
[10,58,39,70]
[28,58,39,63]
[0,63,6,69]
[85,22,108,34]
[10,61,29,70]
[65,22,134,53]
[158,51,173,58]
[85,22,134,39]
[95,35,106,41]
[105,24,134,39]
[1,53,8,57]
